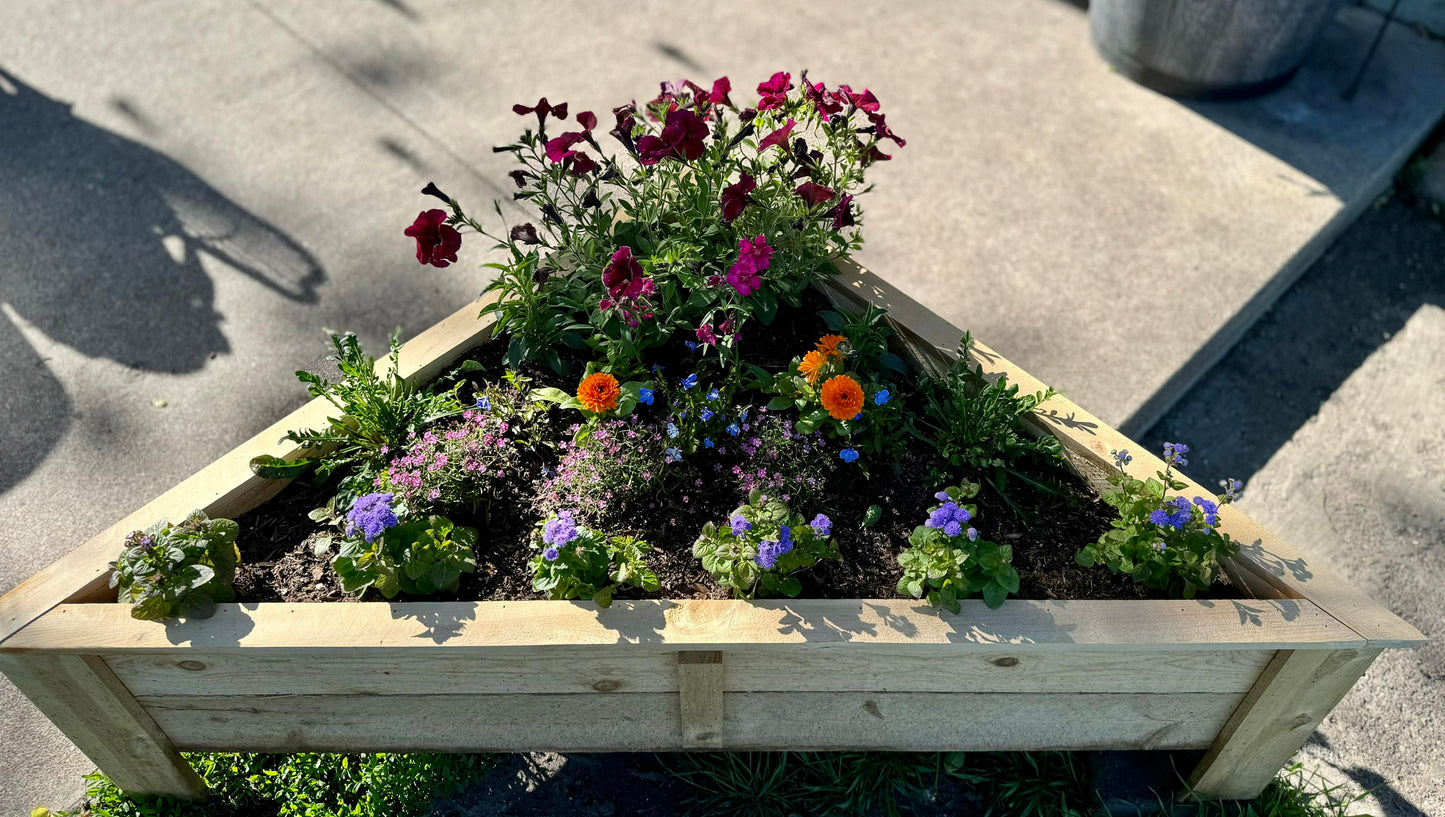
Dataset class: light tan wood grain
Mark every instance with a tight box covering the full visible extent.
[141,690,1242,753]
[1186,647,1382,799]
[6,598,1362,655]
[0,652,205,799]
[677,651,725,748]
[102,645,1275,697]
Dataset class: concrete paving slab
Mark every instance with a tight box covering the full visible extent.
[1,0,1443,812]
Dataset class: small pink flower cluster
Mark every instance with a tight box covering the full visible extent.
[718,414,835,506]
[537,416,674,525]
[384,406,520,511]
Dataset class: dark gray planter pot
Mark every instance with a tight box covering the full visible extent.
[1089,0,1347,99]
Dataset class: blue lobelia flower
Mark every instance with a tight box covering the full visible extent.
[681,373,699,390]
[704,437,715,449]
[475,395,492,411]
[666,422,680,439]
[664,447,682,463]
[700,409,714,422]
[707,388,720,401]
[726,423,741,437]
[684,341,698,353]
[874,389,890,406]
[966,527,978,541]
[839,447,859,463]
[638,387,654,406]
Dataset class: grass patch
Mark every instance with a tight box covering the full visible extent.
[48,752,493,817]
[41,751,1373,817]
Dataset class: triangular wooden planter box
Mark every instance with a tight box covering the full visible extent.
[0,261,1422,802]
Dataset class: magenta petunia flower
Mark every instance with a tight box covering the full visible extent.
[696,324,718,345]
[720,172,756,223]
[727,263,762,297]
[404,209,461,267]
[544,131,587,163]
[737,234,774,272]
[802,79,842,117]
[757,118,796,154]
[835,84,881,113]
[756,71,792,111]
[794,182,837,207]
[867,110,905,146]
[636,108,709,165]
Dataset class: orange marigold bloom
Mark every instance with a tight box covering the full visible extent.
[576,372,621,414]
[799,350,828,384]
[816,334,848,359]
[820,375,864,421]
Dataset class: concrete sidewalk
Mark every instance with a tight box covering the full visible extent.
[1,1,1443,813]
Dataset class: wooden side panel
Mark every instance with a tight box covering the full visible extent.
[821,261,1424,649]
[1187,648,1382,800]
[0,295,499,647]
[103,646,1275,697]
[140,690,1243,753]
[0,653,204,800]
[7,598,1363,655]
[677,651,725,748]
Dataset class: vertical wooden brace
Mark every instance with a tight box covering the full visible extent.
[1186,647,1382,800]
[677,650,724,749]
[0,652,206,800]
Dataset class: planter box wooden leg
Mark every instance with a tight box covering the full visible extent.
[678,651,724,749]
[1185,647,1381,800]
[0,652,206,801]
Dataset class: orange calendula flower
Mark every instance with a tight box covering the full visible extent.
[799,350,828,384]
[820,375,864,421]
[576,372,621,414]
[816,334,848,359]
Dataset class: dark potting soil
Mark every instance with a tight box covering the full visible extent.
[233,288,1237,605]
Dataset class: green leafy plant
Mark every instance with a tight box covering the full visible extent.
[108,511,240,621]
[276,331,464,483]
[693,490,838,598]
[332,499,478,598]
[529,511,659,608]
[1076,444,1241,598]
[915,333,1062,502]
[897,482,1019,611]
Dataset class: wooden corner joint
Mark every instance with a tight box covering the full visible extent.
[678,650,724,749]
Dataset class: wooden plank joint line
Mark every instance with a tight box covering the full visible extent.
[678,650,724,749]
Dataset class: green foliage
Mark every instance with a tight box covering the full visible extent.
[1181,762,1373,817]
[280,331,463,482]
[918,332,1062,475]
[1076,461,1239,599]
[896,482,1019,612]
[468,75,890,375]
[333,514,477,599]
[108,512,240,621]
[51,752,492,817]
[530,518,659,608]
[693,490,837,598]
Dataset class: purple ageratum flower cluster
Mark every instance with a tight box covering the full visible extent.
[925,500,973,538]
[754,524,794,569]
[1162,442,1190,468]
[730,514,753,536]
[1149,495,1193,531]
[346,492,399,543]
[541,511,580,562]
[1192,496,1219,527]
[809,514,832,536]
[1111,448,1132,469]
[1219,477,1244,504]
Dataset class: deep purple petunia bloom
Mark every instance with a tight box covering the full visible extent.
[404,209,462,268]
[826,194,855,230]
[602,246,654,302]
[794,182,836,207]
[636,109,709,165]
[720,173,756,223]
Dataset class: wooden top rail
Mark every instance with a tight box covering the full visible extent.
[4,598,1362,655]
[0,295,500,649]
[824,259,1425,649]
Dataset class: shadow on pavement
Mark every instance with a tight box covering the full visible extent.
[0,66,325,494]
[1141,196,1445,489]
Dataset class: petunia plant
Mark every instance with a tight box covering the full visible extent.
[407,71,903,377]
[1076,444,1243,598]
[693,489,838,598]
